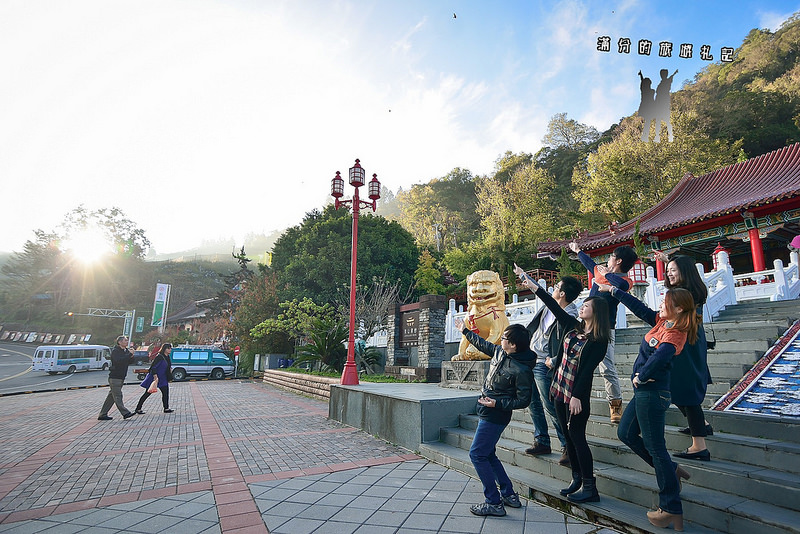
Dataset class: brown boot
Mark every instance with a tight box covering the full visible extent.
[647,508,684,531]
[609,399,623,423]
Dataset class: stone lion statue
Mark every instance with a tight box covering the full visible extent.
[451,270,509,361]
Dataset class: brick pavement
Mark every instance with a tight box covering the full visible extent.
[0,380,617,533]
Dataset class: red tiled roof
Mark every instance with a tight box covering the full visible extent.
[539,143,800,252]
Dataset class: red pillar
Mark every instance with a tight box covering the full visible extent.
[656,259,665,281]
[587,269,593,286]
[749,228,766,273]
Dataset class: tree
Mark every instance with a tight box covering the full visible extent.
[414,250,446,295]
[231,269,287,362]
[572,114,742,225]
[270,205,418,305]
[671,18,800,157]
[0,207,153,338]
[59,206,151,259]
[542,112,600,150]
[292,317,348,372]
[250,298,337,350]
[475,162,557,267]
[396,168,480,251]
[333,272,414,341]
[208,246,254,321]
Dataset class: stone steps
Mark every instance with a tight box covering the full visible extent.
[418,300,800,534]
[420,411,800,534]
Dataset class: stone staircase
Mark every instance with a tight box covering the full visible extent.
[419,299,800,533]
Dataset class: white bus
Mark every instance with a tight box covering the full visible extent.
[32,345,112,374]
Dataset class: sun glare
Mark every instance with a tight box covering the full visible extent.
[63,227,113,264]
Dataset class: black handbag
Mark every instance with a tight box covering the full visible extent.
[705,309,717,350]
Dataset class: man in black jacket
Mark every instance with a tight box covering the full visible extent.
[455,318,535,517]
[98,335,135,420]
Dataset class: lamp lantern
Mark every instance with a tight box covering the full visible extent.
[349,159,365,187]
[368,174,381,201]
[331,171,344,199]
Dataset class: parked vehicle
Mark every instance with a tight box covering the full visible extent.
[32,345,112,374]
[133,347,152,365]
[135,345,234,381]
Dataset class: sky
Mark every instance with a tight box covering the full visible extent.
[1,0,799,256]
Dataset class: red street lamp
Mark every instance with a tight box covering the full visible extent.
[331,159,381,385]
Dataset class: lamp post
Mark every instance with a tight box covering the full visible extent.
[331,159,381,385]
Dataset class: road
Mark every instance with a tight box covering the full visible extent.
[0,342,141,395]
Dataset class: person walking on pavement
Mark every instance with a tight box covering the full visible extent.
[98,335,136,421]
[455,317,535,517]
[135,343,174,414]
[569,242,638,423]
[524,276,583,467]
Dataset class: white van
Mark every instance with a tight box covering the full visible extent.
[32,345,112,374]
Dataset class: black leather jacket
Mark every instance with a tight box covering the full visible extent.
[461,329,536,425]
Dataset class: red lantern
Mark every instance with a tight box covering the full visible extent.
[331,171,344,198]
[349,159,365,187]
[368,173,381,201]
[629,260,647,284]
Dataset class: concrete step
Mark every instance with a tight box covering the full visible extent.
[420,440,722,534]
[610,348,765,366]
[424,426,800,534]
[614,339,771,353]
[602,362,752,382]
[515,402,800,445]
[614,321,788,343]
[588,385,733,410]
[475,413,800,478]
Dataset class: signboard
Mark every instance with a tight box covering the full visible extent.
[399,310,419,348]
[150,283,171,327]
[136,317,144,333]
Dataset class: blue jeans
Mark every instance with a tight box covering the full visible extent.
[469,419,515,505]
[618,389,682,515]
[529,362,566,448]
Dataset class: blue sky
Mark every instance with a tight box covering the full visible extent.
[1,1,798,255]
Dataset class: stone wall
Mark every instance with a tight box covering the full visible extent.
[261,370,339,401]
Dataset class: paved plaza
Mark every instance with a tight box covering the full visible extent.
[0,380,618,533]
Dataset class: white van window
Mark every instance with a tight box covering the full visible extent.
[190,352,205,361]
[172,351,189,361]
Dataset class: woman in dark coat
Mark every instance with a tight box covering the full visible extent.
[602,285,699,531]
[135,343,174,414]
[655,253,712,460]
[515,264,611,504]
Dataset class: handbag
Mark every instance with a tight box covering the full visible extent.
[147,375,159,393]
[705,308,717,350]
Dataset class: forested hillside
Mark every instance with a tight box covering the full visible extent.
[379,13,800,284]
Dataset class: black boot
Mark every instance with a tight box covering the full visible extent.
[559,472,582,496]
[568,477,599,503]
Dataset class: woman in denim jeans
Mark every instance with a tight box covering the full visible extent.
[602,285,699,531]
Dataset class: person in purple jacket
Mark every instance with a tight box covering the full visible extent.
[135,343,174,414]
